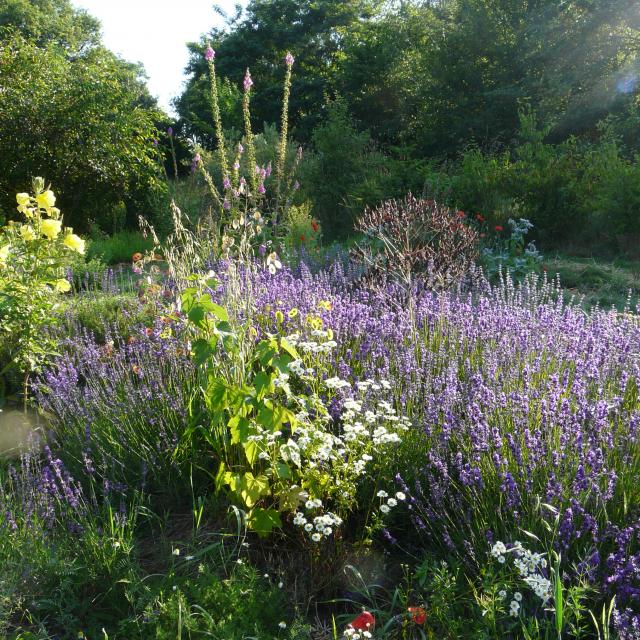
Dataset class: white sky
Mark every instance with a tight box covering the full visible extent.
[72,1,243,115]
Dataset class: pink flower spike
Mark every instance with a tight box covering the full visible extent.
[205,46,215,61]
[285,52,295,67]
[243,69,253,92]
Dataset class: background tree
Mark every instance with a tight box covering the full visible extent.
[0,0,100,51]
[0,34,166,232]
[176,0,380,143]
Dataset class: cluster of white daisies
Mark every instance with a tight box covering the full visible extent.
[490,540,553,616]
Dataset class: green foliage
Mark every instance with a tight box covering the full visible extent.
[301,99,385,239]
[0,180,85,399]
[120,564,309,639]
[86,231,155,266]
[181,281,408,538]
[0,0,100,51]
[58,294,155,344]
[177,0,379,143]
[480,218,543,280]
[0,34,166,233]
[283,201,322,256]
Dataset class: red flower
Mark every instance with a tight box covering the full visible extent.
[132,252,143,263]
[408,606,427,625]
[311,220,319,232]
[494,225,504,232]
[348,611,375,631]
[456,210,465,218]
[300,234,305,242]
[475,213,485,222]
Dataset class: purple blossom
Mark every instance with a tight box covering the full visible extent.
[243,70,253,92]
[205,46,215,61]
[285,52,295,67]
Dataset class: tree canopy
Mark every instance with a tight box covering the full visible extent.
[0,0,100,51]
[0,34,166,231]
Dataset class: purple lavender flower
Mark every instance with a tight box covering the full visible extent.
[167,126,173,137]
[205,46,215,61]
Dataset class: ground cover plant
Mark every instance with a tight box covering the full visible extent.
[3,5,640,638]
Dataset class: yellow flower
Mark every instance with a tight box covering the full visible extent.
[16,193,30,206]
[36,190,56,209]
[20,225,36,241]
[41,219,62,240]
[287,308,299,318]
[64,233,85,254]
[275,310,284,324]
[54,279,71,293]
[318,300,333,311]
[0,245,9,265]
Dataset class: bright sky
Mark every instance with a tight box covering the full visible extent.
[71,1,243,115]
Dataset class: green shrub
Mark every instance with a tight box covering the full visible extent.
[301,99,386,239]
[58,294,153,343]
[86,230,155,265]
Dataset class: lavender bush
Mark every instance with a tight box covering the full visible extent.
[201,260,640,636]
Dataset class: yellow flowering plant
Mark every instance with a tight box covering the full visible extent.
[0,178,85,403]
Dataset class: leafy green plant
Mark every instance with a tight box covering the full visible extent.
[0,178,85,401]
[180,281,409,538]
[86,230,155,265]
[480,218,543,280]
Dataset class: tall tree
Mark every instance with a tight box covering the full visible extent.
[176,0,380,144]
[0,34,165,231]
[411,0,640,154]
[0,0,100,51]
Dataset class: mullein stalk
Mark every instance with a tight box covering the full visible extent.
[242,69,258,204]
[275,52,294,224]
[206,46,229,185]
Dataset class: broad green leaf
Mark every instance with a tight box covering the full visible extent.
[228,416,252,444]
[230,472,270,508]
[248,508,282,537]
[280,337,299,359]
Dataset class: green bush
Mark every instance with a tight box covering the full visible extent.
[0,33,166,233]
[86,231,155,265]
[300,99,386,239]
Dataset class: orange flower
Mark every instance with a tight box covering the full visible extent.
[300,234,305,242]
[408,606,427,625]
[456,210,465,218]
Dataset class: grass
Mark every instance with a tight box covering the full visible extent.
[546,253,640,310]
[87,230,155,265]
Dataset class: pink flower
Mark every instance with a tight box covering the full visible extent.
[243,70,253,92]
[205,46,215,61]
[258,184,266,194]
[285,52,295,67]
